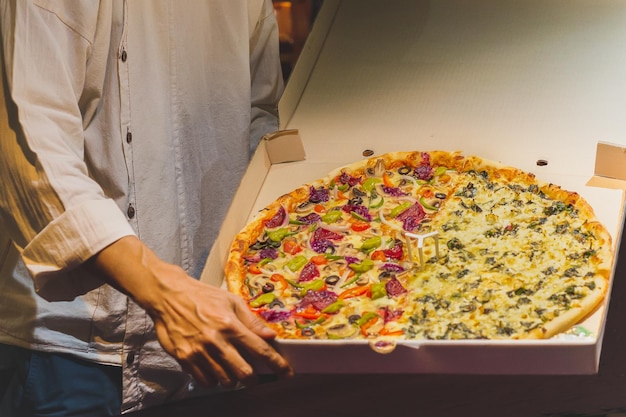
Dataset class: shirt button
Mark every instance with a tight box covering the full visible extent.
[126,131,132,143]
[126,351,135,366]
[127,204,135,219]
[120,49,127,62]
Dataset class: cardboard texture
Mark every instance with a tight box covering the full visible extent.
[202,0,626,374]
[263,129,306,164]
[587,142,626,190]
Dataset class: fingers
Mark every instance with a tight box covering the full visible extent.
[202,317,292,387]
[232,298,294,379]
[197,320,292,388]
[151,284,293,389]
[235,296,277,339]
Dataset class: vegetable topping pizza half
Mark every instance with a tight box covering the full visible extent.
[225,151,613,341]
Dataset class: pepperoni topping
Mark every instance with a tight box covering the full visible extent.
[379,306,404,323]
[395,203,426,232]
[264,206,286,228]
[382,240,404,260]
[313,227,344,242]
[298,289,338,311]
[299,262,320,282]
[385,277,407,297]
[310,227,344,253]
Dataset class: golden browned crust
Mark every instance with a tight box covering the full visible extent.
[523,275,609,339]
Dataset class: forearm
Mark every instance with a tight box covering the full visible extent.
[85,235,184,315]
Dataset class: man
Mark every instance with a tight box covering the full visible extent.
[0,0,293,415]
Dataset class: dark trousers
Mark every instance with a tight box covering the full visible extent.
[0,344,122,417]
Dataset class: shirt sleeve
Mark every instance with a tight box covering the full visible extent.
[248,0,284,154]
[0,0,135,297]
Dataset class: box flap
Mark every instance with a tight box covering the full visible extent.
[587,142,626,190]
[263,129,306,164]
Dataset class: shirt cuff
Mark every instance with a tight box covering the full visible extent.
[21,198,136,294]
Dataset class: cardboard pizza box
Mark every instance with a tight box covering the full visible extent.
[201,0,626,374]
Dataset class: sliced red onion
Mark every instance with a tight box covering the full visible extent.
[260,309,293,323]
[317,221,350,233]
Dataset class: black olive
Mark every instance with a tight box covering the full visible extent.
[262,283,275,293]
[249,240,267,250]
[352,188,366,197]
[301,327,315,337]
[435,192,446,199]
[348,314,361,324]
[324,245,336,255]
[269,299,284,309]
[398,166,411,175]
[378,271,393,280]
[298,201,311,210]
[325,275,340,286]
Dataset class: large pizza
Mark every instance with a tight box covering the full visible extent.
[225,151,613,341]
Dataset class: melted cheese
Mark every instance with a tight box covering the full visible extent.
[242,164,605,341]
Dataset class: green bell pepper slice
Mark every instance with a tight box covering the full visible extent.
[300,278,326,296]
[321,210,343,224]
[286,255,308,272]
[321,300,345,314]
[368,191,384,209]
[360,236,382,252]
[362,177,382,193]
[434,166,447,176]
[419,196,439,211]
[370,282,387,299]
[349,259,374,273]
[266,227,291,242]
[389,201,412,218]
[356,311,380,327]
[249,292,276,308]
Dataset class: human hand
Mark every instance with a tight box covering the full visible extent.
[148,262,294,388]
[88,236,293,388]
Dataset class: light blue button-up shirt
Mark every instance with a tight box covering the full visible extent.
[0,0,283,412]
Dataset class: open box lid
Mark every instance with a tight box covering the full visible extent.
[280,0,626,173]
[202,0,626,374]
